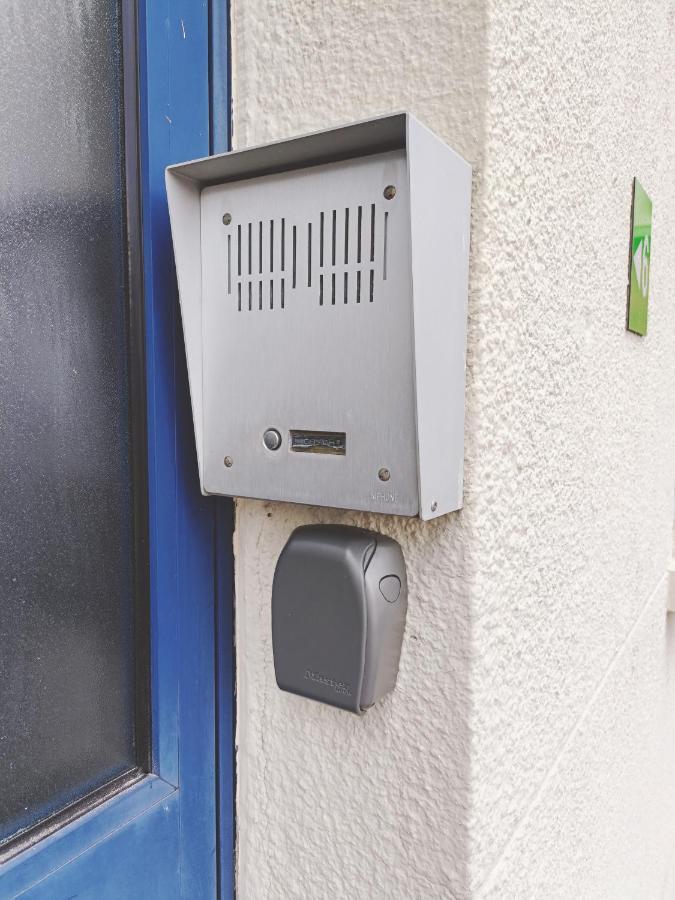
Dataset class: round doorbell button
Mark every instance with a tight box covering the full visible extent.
[263,428,282,451]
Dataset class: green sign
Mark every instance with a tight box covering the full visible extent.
[626,178,652,336]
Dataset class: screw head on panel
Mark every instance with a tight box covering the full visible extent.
[223,455,233,468]
[383,185,396,200]
[222,213,232,225]
[378,467,391,482]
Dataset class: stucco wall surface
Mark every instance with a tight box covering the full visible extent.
[481,579,675,899]
[230,1,675,897]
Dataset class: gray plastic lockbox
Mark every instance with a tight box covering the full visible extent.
[272,525,407,713]
[166,112,472,520]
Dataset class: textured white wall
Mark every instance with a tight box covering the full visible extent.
[230,1,675,897]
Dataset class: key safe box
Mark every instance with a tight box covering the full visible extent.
[272,525,408,713]
[166,113,471,519]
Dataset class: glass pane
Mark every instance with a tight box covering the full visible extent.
[0,0,146,845]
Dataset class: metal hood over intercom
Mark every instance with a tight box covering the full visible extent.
[166,113,471,519]
[272,525,408,713]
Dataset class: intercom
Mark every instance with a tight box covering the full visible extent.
[166,113,472,520]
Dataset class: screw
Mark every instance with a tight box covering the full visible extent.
[383,185,396,200]
[223,455,233,468]
[378,467,391,482]
[431,500,438,512]
[222,213,232,225]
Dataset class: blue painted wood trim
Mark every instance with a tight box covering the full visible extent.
[1,777,175,898]
[22,792,182,900]
[138,1,226,896]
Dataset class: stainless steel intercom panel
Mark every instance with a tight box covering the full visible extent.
[200,150,418,514]
[166,113,471,519]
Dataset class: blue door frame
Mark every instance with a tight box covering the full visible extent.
[0,2,233,897]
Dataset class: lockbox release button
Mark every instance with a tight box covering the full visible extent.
[379,575,401,604]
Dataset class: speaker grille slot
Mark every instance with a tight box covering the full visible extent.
[227,201,391,310]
